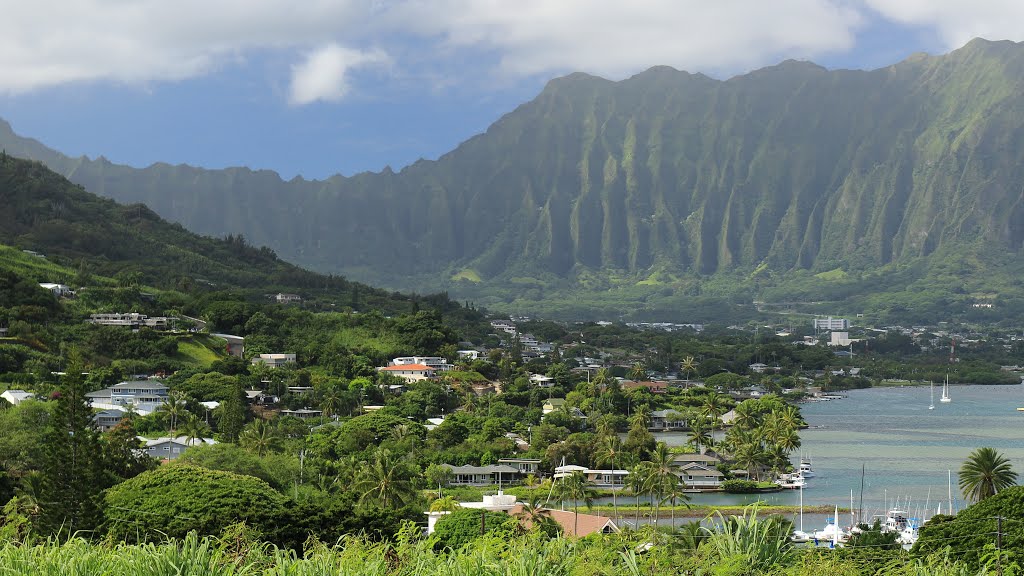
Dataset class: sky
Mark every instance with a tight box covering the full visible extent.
[1,1,1023,180]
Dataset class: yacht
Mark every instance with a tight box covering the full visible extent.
[798,459,815,478]
[811,515,850,546]
[775,472,806,489]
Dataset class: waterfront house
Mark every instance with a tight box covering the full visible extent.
[498,458,542,476]
[446,464,523,486]
[649,409,687,430]
[509,505,619,537]
[677,463,724,489]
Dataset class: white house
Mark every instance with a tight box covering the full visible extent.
[749,363,769,374]
[86,380,168,415]
[274,293,302,304]
[0,389,34,406]
[377,363,436,382]
[390,356,453,372]
[649,409,687,430]
[89,313,173,330]
[677,463,724,488]
[251,353,296,368]
[446,464,524,486]
[39,283,73,297]
[456,350,480,361]
[530,374,555,388]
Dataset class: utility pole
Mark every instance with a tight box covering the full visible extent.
[997,516,1003,576]
[481,508,486,536]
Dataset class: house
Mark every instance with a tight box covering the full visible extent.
[377,364,436,382]
[719,409,738,426]
[390,356,454,372]
[554,464,629,488]
[542,398,568,414]
[274,293,302,304]
[456,350,479,361]
[39,283,73,297]
[649,409,687,430]
[0,389,34,406]
[86,380,168,415]
[829,332,856,347]
[530,374,555,388]
[509,505,619,537]
[677,462,724,489]
[212,333,245,357]
[622,381,669,394]
[280,408,323,420]
[143,436,216,460]
[94,409,125,432]
[672,452,723,468]
[498,458,542,476]
[446,464,524,486]
[251,353,296,368]
[748,363,769,374]
[88,313,173,330]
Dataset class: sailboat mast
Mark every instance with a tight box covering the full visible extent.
[948,470,953,515]
[858,464,866,526]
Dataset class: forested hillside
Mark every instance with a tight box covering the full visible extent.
[5,39,1024,322]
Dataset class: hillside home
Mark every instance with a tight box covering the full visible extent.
[274,293,302,304]
[39,283,73,297]
[541,398,565,414]
[748,363,768,374]
[89,313,173,330]
[143,436,216,460]
[530,374,555,388]
[280,408,323,420]
[377,363,436,382]
[87,380,168,415]
[251,353,296,368]
[456,350,479,360]
[622,380,669,394]
[390,356,453,372]
[94,409,125,432]
[0,389,34,406]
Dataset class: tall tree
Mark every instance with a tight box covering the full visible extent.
[596,434,624,520]
[352,448,419,510]
[38,368,106,536]
[558,470,596,537]
[959,447,1017,503]
[217,381,247,442]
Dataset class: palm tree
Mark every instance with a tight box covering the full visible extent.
[680,356,697,383]
[626,463,651,527]
[158,393,187,433]
[180,414,210,447]
[239,419,281,456]
[959,447,1018,503]
[353,448,419,509]
[319,385,345,421]
[628,362,646,382]
[646,443,683,525]
[660,474,691,531]
[688,415,712,452]
[559,471,596,536]
[700,391,728,435]
[596,434,623,520]
[515,494,557,535]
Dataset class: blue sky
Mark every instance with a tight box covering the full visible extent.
[0,1,1020,180]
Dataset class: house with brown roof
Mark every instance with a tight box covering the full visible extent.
[677,463,724,489]
[509,505,619,537]
[621,380,669,394]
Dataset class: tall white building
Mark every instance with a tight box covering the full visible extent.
[813,317,849,331]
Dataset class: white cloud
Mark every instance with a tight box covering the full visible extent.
[289,45,388,105]
[387,0,863,78]
[2,0,1022,97]
[862,0,1024,49]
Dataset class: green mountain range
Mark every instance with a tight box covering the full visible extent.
[4,38,1024,323]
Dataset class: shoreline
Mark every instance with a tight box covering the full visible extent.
[578,504,847,519]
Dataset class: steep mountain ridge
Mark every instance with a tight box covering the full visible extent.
[3,38,1024,320]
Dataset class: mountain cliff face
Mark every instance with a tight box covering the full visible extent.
[4,39,1024,319]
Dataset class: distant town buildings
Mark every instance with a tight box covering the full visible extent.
[813,317,850,331]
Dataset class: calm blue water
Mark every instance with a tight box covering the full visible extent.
[656,383,1024,520]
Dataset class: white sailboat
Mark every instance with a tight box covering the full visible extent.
[791,482,810,543]
[940,373,952,403]
[929,381,935,410]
